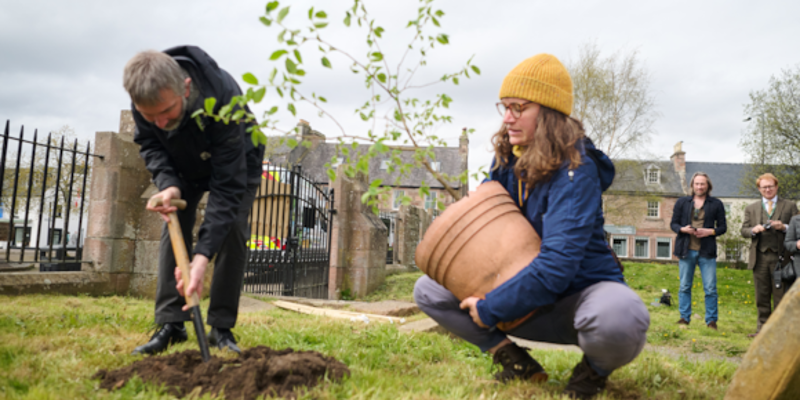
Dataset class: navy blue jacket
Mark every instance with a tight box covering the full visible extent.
[670,196,727,259]
[476,139,625,328]
[132,45,265,259]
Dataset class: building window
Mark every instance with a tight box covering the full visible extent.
[646,167,660,184]
[725,243,743,262]
[14,227,31,248]
[634,237,649,258]
[430,162,441,172]
[612,236,628,258]
[647,201,660,218]
[49,228,63,246]
[380,159,390,170]
[392,190,404,210]
[424,192,437,209]
[331,157,344,168]
[656,237,672,259]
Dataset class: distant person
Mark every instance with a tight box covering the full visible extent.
[414,53,649,399]
[741,173,797,337]
[671,172,727,329]
[123,46,264,355]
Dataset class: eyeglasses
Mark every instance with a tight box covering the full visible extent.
[759,185,776,190]
[496,102,535,119]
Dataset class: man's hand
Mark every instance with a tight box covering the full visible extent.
[680,225,696,234]
[459,296,489,328]
[147,186,182,222]
[694,228,715,238]
[751,224,766,235]
[771,220,786,231]
[176,254,209,310]
[796,239,800,250]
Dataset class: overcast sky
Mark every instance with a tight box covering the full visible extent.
[1,0,798,189]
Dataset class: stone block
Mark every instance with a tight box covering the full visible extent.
[129,271,158,299]
[87,199,146,240]
[134,240,161,275]
[138,211,165,241]
[83,237,136,274]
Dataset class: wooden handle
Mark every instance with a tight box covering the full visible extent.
[166,212,200,308]
[148,197,188,210]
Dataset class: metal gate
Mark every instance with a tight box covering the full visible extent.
[242,164,334,299]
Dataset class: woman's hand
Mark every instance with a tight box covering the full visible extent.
[459,296,489,328]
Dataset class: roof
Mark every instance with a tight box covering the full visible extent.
[606,160,685,197]
[268,139,466,189]
[685,162,757,198]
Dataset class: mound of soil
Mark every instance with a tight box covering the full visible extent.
[93,346,350,399]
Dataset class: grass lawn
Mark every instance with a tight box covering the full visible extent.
[0,262,758,399]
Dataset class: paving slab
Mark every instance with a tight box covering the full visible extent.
[250,295,419,316]
[239,296,275,313]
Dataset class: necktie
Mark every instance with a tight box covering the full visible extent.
[767,200,773,215]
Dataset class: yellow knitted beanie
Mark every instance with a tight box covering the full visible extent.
[499,54,573,116]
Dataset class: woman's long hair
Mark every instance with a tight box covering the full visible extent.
[491,106,585,187]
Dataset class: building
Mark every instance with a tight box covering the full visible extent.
[267,120,469,212]
[604,142,760,264]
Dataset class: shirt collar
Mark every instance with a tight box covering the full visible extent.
[763,195,778,204]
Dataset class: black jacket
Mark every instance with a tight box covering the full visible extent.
[670,195,727,259]
[132,45,265,259]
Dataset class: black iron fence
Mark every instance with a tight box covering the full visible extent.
[0,120,102,271]
[379,211,396,264]
[243,164,334,299]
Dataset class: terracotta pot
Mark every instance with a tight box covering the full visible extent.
[416,181,541,302]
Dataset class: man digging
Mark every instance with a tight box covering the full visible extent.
[123,46,264,355]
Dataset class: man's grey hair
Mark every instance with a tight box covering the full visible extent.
[690,171,713,196]
[123,50,185,106]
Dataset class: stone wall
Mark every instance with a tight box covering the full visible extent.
[396,205,423,268]
[328,166,388,299]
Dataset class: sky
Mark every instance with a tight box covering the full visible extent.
[1,0,798,189]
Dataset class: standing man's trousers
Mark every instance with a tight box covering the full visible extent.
[414,276,650,375]
[154,183,258,329]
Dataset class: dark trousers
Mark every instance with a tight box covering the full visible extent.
[753,250,784,331]
[154,183,257,329]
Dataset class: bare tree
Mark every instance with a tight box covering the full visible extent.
[568,43,659,159]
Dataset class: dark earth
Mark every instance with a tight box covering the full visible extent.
[93,346,350,399]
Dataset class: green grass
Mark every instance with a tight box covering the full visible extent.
[0,262,755,399]
[361,272,422,303]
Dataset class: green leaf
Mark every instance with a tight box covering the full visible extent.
[344,12,351,27]
[375,142,388,153]
[190,109,204,118]
[258,132,268,145]
[318,96,327,103]
[242,72,258,85]
[374,26,384,37]
[232,109,245,120]
[308,6,314,20]
[327,168,336,182]
[266,1,279,13]
[314,22,328,29]
[285,58,298,74]
[287,138,298,148]
[251,132,259,147]
[276,87,284,98]
[269,50,288,60]
[269,67,278,83]
[435,9,445,17]
[377,73,386,83]
[453,77,459,85]
[253,87,266,103]
[295,69,306,76]
[293,49,303,64]
[315,11,327,18]
[288,103,297,116]
[471,65,481,75]
[361,192,371,204]
[436,34,449,44]
[277,6,290,23]
[359,112,368,121]
[370,52,383,62]
[431,16,440,27]
[204,97,216,114]
[267,106,278,115]
[321,57,332,68]
[259,16,272,27]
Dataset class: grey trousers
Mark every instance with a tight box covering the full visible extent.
[154,183,258,329]
[414,275,650,375]
[753,251,784,332]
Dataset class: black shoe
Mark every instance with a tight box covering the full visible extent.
[209,327,241,354]
[492,342,548,383]
[132,323,187,355]
[563,355,608,399]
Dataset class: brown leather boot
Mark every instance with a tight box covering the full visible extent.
[492,342,548,383]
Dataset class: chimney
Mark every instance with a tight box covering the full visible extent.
[670,141,689,195]
[290,120,326,166]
